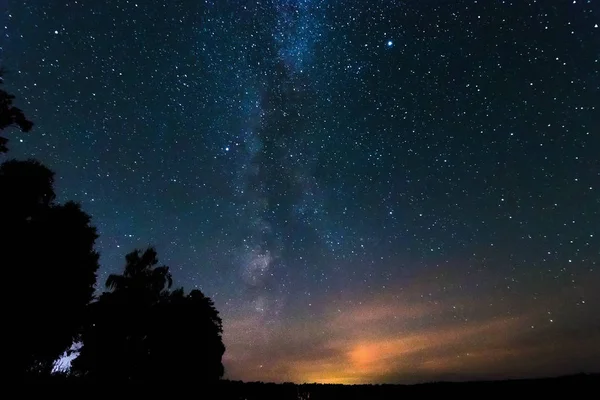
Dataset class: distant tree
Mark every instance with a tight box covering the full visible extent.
[152,288,226,381]
[73,247,225,383]
[0,159,99,377]
[0,70,34,153]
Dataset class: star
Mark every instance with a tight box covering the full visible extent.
[4,0,598,385]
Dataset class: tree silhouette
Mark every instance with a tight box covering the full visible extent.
[0,70,34,153]
[152,288,226,382]
[0,159,99,377]
[73,247,225,383]
[105,247,173,297]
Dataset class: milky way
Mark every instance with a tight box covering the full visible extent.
[2,0,599,383]
[236,0,331,320]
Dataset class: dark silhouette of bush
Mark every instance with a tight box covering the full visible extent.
[0,159,99,377]
[73,247,225,383]
[0,70,33,153]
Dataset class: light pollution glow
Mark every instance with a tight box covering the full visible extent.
[223,267,599,384]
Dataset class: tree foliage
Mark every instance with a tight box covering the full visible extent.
[73,247,225,382]
[0,70,33,153]
[0,159,99,376]
[1,75,225,383]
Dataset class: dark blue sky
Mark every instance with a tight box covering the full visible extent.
[2,0,599,383]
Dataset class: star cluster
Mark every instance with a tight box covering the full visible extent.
[2,0,599,383]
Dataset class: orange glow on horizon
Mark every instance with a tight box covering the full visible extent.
[223,283,600,384]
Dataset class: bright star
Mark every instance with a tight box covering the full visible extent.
[225,146,230,151]
[386,40,393,47]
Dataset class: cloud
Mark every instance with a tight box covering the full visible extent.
[222,284,600,384]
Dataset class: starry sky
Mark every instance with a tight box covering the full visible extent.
[2,0,599,384]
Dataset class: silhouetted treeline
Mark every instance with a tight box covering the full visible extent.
[1,159,99,377]
[1,72,225,383]
[72,247,225,382]
[217,375,600,399]
[21,374,600,397]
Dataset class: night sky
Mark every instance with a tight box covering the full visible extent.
[2,0,599,384]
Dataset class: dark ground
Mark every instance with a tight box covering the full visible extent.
[27,373,599,398]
